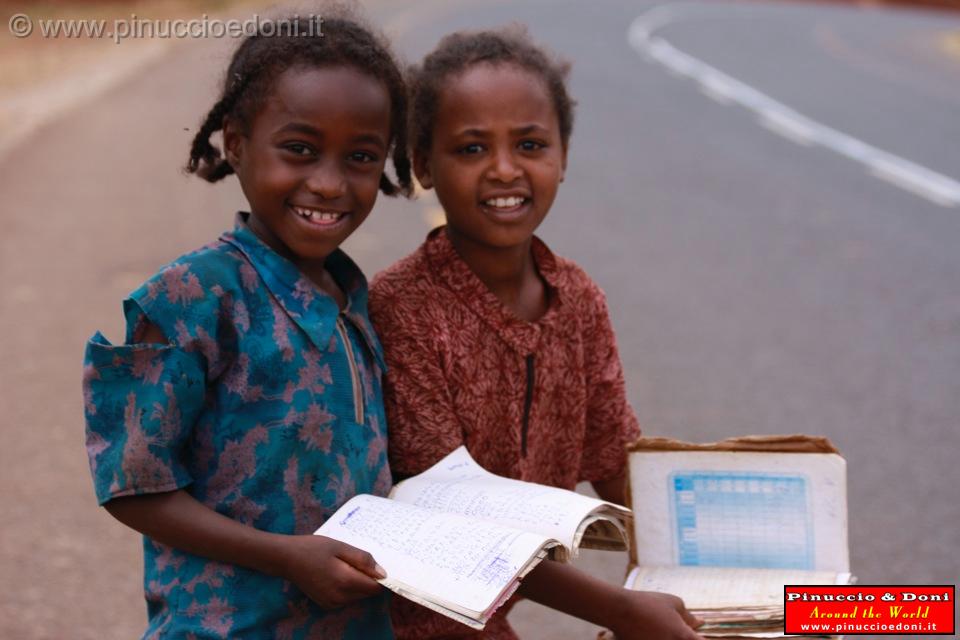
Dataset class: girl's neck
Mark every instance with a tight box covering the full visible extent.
[247,212,346,309]
[445,227,548,322]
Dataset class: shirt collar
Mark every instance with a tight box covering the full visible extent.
[221,212,386,371]
[424,226,564,355]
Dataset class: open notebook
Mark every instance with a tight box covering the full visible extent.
[315,446,631,629]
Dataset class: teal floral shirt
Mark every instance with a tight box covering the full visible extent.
[83,213,394,639]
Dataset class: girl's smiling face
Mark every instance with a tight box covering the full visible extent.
[226,66,391,266]
[416,63,567,252]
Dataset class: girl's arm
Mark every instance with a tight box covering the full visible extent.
[519,561,704,640]
[105,321,384,609]
[105,489,385,609]
[535,282,698,638]
[592,473,627,506]
[523,474,704,638]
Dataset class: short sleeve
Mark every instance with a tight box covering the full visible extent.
[578,284,642,483]
[123,253,238,379]
[83,330,206,505]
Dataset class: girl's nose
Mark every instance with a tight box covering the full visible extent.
[486,148,523,183]
[306,160,347,199]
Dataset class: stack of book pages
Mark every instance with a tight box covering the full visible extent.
[626,565,853,638]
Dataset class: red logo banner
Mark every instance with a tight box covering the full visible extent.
[784,585,955,635]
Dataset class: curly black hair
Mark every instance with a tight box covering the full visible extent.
[186,11,412,197]
[408,25,575,159]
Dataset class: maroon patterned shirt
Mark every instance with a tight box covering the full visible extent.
[369,228,641,640]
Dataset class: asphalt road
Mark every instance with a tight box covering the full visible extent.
[1,1,958,639]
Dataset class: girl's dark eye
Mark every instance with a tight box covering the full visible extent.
[284,143,314,157]
[519,140,545,151]
[458,143,484,155]
[349,151,378,164]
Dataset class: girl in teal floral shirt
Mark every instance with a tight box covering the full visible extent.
[82,14,411,639]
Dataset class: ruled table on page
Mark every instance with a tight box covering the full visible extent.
[669,471,814,569]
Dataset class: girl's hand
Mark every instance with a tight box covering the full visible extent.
[103,492,386,610]
[609,590,705,640]
[278,535,386,609]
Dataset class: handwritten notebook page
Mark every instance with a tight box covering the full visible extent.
[391,446,627,551]
[315,494,550,615]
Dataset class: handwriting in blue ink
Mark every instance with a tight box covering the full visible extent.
[340,506,360,526]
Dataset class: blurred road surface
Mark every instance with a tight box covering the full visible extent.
[1,1,958,638]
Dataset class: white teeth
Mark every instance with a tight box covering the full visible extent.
[484,196,525,209]
[293,206,344,222]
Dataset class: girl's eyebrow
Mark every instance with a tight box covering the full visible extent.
[452,124,552,138]
[453,127,489,138]
[274,123,386,147]
[513,124,551,136]
[276,122,321,136]
[352,133,388,148]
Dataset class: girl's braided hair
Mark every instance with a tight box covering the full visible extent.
[186,12,412,196]
[408,25,576,159]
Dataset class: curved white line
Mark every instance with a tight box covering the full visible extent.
[628,6,960,208]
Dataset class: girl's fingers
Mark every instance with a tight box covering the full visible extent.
[339,569,384,599]
[669,596,703,629]
[325,558,383,603]
[334,542,387,579]
[682,610,705,629]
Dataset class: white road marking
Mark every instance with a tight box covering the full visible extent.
[627,5,960,208]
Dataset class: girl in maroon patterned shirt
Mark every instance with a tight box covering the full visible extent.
[369,27,705,640]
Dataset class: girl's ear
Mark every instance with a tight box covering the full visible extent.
[223,117,243,169]
[413,151,434,190]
